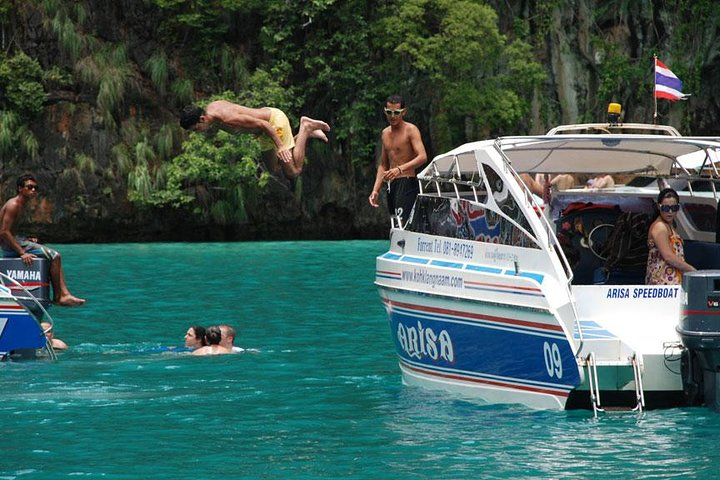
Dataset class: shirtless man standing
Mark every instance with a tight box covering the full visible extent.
[368,95,427,224]
[180,100,330,179]
[0,174,85,306]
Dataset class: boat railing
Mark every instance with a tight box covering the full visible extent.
[420,146,578,283]
[425,159,484,202]
[0,271,57,360]
[492,140,585,352]
[422,157,543,250]
[419,145,585,351]
[546,122,681,136]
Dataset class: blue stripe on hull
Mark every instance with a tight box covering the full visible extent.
[0,310,45,352]
[386,298,581,398]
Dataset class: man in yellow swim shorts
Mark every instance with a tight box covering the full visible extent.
[180,100,330,179]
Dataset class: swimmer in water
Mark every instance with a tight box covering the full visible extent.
[192,326,233,356]
[219,324,245,353]
[41,322,68,350]
[184,325,207,350]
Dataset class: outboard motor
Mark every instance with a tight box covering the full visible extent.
[0,257,51,317]
[678,270,720,410]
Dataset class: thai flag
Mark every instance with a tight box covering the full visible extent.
[655,58,690,101]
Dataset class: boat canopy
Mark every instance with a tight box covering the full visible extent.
[420,135,720,179]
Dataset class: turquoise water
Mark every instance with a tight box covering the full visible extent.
[3,241,720,479]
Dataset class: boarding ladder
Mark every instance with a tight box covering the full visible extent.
[584,352,645,417]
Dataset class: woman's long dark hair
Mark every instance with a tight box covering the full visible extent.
[205,325,222,346]
[190,325,207,346]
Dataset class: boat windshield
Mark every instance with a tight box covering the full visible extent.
[407,154,540,249]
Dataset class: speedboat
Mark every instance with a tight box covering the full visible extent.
[376,112,720,412]
[0,258,57,360]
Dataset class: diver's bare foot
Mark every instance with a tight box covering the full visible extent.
[309,129,329,142]
[300,116,330,135]
[55,295,86,307]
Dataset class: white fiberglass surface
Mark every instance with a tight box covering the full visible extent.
[573,284,681,355]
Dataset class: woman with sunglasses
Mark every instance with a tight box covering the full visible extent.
[645,188,696,285]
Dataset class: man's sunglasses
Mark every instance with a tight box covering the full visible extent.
[384,108,406,116]
[659,204,680,213]
[24,184,39,192]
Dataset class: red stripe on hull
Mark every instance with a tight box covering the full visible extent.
[402,362,570,398]
[464,280,541,293]
[383,298,563,332]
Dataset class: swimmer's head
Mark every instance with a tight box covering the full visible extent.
[185,325,206,348]
[218,324,236,349]
[180,104,204,130]
[205,325,222,346]
[41,322,53,339]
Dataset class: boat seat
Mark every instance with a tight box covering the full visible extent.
[556,203,623,284]
[685,241,720,270]
[592,267,646,285]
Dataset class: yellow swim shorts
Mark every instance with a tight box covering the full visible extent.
[257,108,295,152]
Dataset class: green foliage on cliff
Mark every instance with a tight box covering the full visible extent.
[11,0,718,232]
[0,52,46,119]
[7,0,543,223]
[137,0,544,219]
[376,0,544,147]
[0,51,68,161]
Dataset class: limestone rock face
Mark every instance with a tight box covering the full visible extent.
[4,1,719,242]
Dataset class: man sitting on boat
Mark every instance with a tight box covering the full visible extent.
[0,174,85,307]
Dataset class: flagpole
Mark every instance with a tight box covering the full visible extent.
[653,54,658,124]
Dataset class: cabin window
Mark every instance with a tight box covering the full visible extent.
[481,164,534,238]
[683,202,716,234]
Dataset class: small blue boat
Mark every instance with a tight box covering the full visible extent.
[0,258,57,360]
